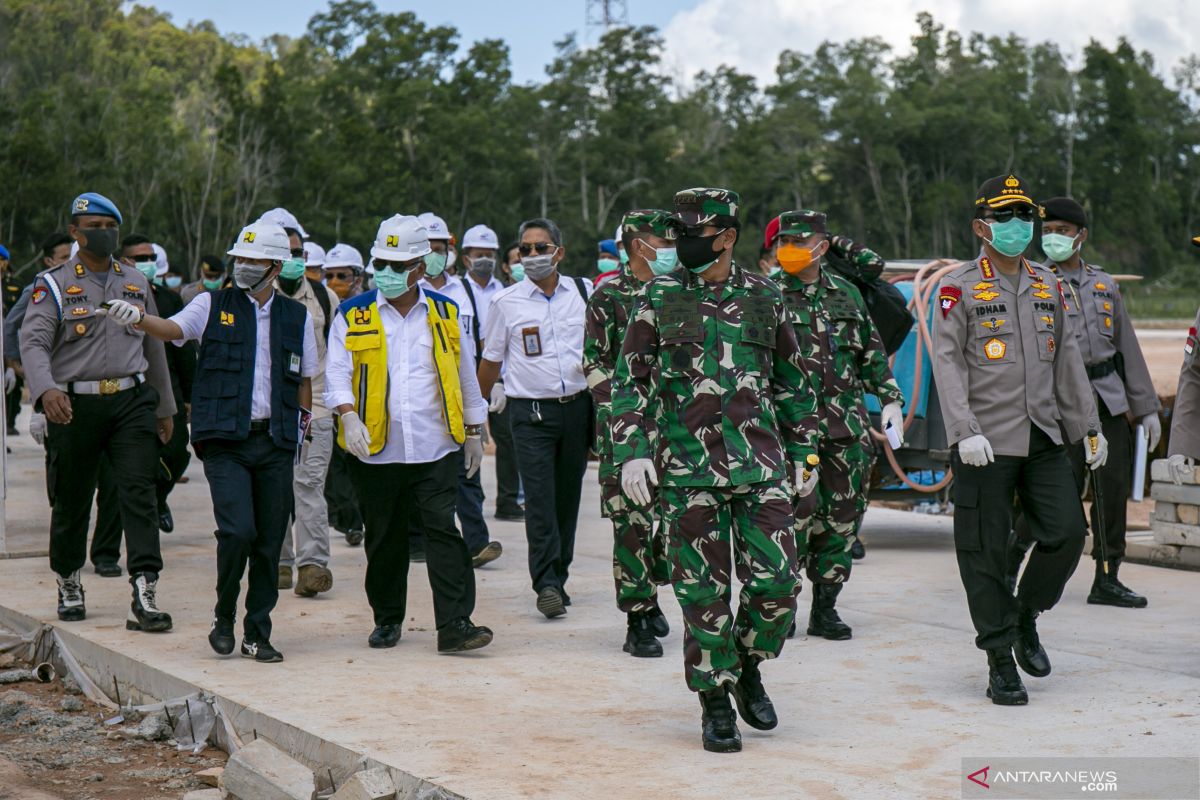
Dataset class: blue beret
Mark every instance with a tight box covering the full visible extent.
[598,238,618,258]
[0,245,8,261]
[71,192,122,224]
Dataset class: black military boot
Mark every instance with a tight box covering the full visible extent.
[127,573,173,632]
[807,583,852,640]
[850,538,866,560]
[986,646,1028,705]
[1087,560,1148,608]
[622,612,663,658]
[698,686,742,753]
[647,606,670,638]
[56,571,86,622]
[1003,532,1028,595]
[1013,605,1050,678]
[731,656,777,731]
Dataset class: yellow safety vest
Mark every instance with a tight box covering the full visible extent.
[337,290,465,455]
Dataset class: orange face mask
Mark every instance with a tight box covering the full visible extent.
[777,243,816,275]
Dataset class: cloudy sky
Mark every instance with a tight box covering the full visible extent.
[142,0,1199,86]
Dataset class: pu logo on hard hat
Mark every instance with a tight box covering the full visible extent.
[73,198,89,212]
[386,235,399,248]
[243,232,256,243]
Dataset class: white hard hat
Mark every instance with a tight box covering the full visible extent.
[303,241,325,267]
[462,224,499,250]
[325,242,364,271]
[227,222,291,261]
[418,212,451,241]
[152,243,169,277]
[257,207,309,239]
[370,214,431,261]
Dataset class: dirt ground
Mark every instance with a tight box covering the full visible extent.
[0,653,226,800]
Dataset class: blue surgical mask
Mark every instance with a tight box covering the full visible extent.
[983,218,1034,258]
[1041,232,1079,263]
[135,261,157,283]
[280,257,306,280]
[374,266,413,299]
[424,251,447,278]
[165,275,182,289]
[509,262,525,282]
[639,242,678,277]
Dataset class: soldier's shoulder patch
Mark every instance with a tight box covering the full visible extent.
[938,285,962,318]
[31,287,47,305]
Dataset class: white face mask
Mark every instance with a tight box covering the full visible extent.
[233,261,273,292]
[522,253,556,280]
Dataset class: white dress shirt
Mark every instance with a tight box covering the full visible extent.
[462,274,504,336]
[170,291,319,420]
[481,274,591,399]
[418,274,475,341]
[324,289,488,465]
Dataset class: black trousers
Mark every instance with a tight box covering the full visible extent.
[325,427,364,533]
[46,385,162,577]
[203,432,294,642]
[349,452,475,629]
[408,448,491,553]
[490,405,522,515]
[509,394,591,594]
[952,425,1085,650]
[6,373,22,429]
[91,406,191,566]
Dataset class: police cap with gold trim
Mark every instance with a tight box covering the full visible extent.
[974,174,1035,212]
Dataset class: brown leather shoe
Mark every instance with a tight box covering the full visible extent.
[295,564,333,597]
[277,565,293,591]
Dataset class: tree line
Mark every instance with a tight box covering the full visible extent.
[2,0,1199,283]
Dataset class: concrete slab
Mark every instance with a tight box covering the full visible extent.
[1,427,1199,799]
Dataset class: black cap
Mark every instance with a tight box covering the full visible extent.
[1041,197,1087,228]
[974,174,1035,212]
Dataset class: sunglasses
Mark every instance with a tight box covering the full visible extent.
[290,248,305,258]
[374,259,422,272]
[517,242,557,256]
[983,206,1036,223]
[134,257,157,264]
[325,270,355,281]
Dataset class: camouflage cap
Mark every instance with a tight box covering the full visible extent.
[670,187,740,228]
[777,210,828,238]
[621,209,674,238]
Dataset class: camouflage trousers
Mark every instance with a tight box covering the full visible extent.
[600,482,670,614]
[660,483,799,692]
[796,437,870,584]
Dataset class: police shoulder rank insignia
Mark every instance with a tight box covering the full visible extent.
[973,290,1000,302]
[65,284,83,295]
[938,286,962,318]
[31,287,47,305]
[981,318,1005,331]
[978,258,995,279]
[219,310,235,326]
[984,338,1007,360]
[1104,316,1112,328]
[972,281,994,291]
[1103,301,1111,312]
[74,263,85,277]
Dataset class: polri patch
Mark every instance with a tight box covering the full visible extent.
[938,286,962,318]
[31,287,47,305]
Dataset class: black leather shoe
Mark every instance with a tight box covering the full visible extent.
[1014,606,1051,678]
[495,506,525,521]
[623,613,663,658]
[731,656,777,730]
[240,639,284,663]
[807,583,852,640]
[94,562,123,578]
[986,647,1028,705]
[850,538,866,560]
[647,606,670,638]
[698,686,742,753]
[158,503,174,533]
[344,528,364,547]
[437,618,493,653]
[208,617,235,655]
[368,624,402,649]
[536,586,566,619]
[1087,560,1148,608]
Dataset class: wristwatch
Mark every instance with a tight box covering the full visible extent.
[464,424,483,437]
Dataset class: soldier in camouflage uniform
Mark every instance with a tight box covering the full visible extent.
[584,209,676,659]
[611,188,819,754]
[773,211,906,640]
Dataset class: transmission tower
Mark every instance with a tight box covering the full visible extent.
[586,0,628,33]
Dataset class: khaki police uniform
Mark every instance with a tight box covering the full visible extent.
[1170,306,1200,460]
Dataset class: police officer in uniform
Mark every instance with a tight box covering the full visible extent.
[1167,236,1200,481]
[111,221,318,663]
[20,192,176,631]
[932,175,1105,705]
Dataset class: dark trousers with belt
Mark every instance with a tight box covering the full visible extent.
[349,452,475,629]
[202,432,294,643]
[325,422,364,533]
[91,405,191,566]
[490,404,522,515]
[952,425,1085,651]
[509,394,591,594]
[46,385,162,577]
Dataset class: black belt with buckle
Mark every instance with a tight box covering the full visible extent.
[249,419,271,432]
[1086,358,1118,380]
[513,391,586,404]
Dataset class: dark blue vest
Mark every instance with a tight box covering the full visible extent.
[191,288,307,451]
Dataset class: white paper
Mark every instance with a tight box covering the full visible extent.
[1132,424,1147,502]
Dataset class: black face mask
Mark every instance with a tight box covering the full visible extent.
[80,227,119,260]
[675,231,726,272]
[278,275,304,296]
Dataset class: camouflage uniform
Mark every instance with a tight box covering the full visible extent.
[775,211,904,584]
[584,211,672,615]
[611,188,817,693]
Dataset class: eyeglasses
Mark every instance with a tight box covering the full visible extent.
[290,248,305,258]
[983,206,1036,223]
[325,270,355,281]
[373,259,421,272]
[517,242,558,256]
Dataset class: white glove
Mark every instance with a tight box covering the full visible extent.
[958,434,994,467]
[464,435,483,478]
[1141,413,1162,452]
[881,402,905,448]
[3,367,14,394]
[101,299,143,327]
[1168,453,1195,485]
[795,461,819,498]
[340,411,372,459]
[488,383,507,414]
[621,458,658,506]
[1084,431,1109,470]
[29,412,46,445]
